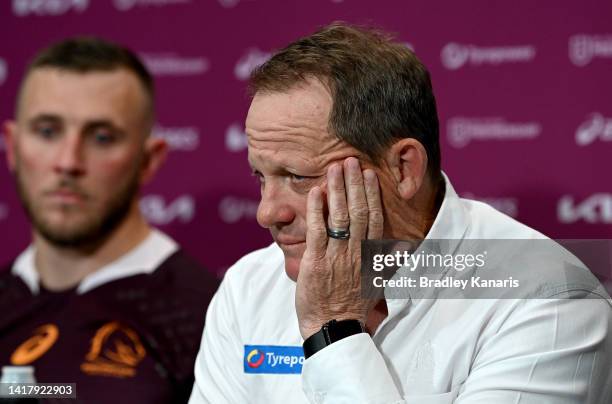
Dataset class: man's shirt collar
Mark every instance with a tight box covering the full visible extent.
[11,229,178,295]
[426,172,469,245]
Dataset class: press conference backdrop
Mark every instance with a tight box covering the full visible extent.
[0,0,610,278]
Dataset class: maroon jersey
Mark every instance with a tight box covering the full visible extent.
[0,251,219,404]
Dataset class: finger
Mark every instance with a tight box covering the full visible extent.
[305,186,327,260]
[344,157,369,246]
[363,169,383,239]
[326,163,350,246]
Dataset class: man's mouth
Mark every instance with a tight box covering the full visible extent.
[275,236,306,254]
[276,237,305,246]
[45,188,87,205]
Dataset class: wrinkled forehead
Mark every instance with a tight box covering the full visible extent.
[246,79,332,130]
[245,82,354,172]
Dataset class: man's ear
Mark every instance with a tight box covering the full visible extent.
[384,138,428,201]
[3,120,17,172]
[139,136,168,185]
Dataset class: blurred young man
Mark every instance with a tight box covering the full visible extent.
[189,23,612,404]
[0,38,218,403]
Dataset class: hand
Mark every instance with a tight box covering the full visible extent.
[295,157,384,339]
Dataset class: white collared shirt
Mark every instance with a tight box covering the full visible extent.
[189,175,612,404]
[11,229,178,295]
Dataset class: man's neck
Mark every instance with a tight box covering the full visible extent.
[33,208,151,292]
[367,176,445,333]
[384,175,445,240]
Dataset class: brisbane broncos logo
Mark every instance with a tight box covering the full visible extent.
[80,321,146,378]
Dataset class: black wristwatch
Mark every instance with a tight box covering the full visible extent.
[302,319,366,359]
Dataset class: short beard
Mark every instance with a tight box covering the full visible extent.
[14,164,141,250]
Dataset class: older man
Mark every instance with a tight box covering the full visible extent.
[189,23,611,404]
[0,38,218,403]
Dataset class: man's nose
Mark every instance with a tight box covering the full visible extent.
[53,134,86,176]
[256,181,295,229]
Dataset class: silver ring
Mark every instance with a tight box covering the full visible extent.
[327,227,350,240]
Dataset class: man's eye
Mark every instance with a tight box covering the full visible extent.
[291,174,319,183]
[91,131,115,145]
[35,125,57,139]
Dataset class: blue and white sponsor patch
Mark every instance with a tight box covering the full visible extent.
[244,345,304,374]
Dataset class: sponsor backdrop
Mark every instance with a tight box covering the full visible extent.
[0,0,610,278]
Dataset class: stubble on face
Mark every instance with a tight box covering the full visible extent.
[14,155,142,249]
[10,68,150,250]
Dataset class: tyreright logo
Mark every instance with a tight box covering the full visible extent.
[243,345,304,374]
[575,113,612,146]
[245,348,265,369]
[441,43,536,70]
[558,194,612,224]
[569,34,612,66]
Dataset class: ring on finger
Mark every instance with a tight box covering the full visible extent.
[326,227,350,240]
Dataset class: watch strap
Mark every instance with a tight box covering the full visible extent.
[302,319,365,359]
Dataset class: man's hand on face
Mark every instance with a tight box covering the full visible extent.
[295,157,384,339]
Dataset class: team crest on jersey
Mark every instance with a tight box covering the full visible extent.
[244,345,304,374]
[11,323,59,365]
[80,321,146,378]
